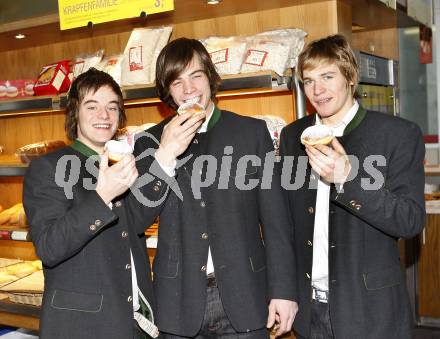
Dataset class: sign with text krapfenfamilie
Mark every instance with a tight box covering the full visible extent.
[58,0,174,30]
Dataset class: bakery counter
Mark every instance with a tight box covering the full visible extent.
[0,298,40,330]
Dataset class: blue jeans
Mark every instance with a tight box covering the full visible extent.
[162,285,269,339]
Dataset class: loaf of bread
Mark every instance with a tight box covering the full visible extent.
[0,273,17,285]
[0,203,27,226]
[16,140,66,164]
[0,260,42,276]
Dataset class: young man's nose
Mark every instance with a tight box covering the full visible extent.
[313,81,325,95]
[97,105,110,119]
[182,79,195,94]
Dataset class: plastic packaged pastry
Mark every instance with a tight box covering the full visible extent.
[15,140,66,163]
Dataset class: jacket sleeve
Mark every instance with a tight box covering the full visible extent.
[331,122,426,239]
[257,123,297,301]
[23,156,117,268]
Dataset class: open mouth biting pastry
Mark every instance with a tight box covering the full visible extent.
[177,102,205,116]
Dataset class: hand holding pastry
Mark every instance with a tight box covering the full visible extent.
[305,137,351,185]
[96,149,138,204]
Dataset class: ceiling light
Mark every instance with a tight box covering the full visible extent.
[15,34,26,39]
[207,0,222,4]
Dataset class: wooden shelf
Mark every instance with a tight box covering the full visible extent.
[0,72,292,116]
[425,165,440,176]
[0,302,39,331]
[0,298,40,317]
[0,96,55,116]
[0,164,27,177]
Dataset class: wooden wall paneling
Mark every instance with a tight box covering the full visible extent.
[0,240,37,260]
[351,28,399,60]
[218,92,294,123]
[125,103,173,125]
[0,177,23,209]
[418,214,440,318]
[280,1,339,42]
[0,112,67,155]
[336,0,352,39]
[352,0,397,30]
[0,0,331,53]
[0,2,344,80]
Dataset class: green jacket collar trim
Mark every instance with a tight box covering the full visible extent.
[70,139,99,157]
[343,105,367,136]
[207,106,221,131]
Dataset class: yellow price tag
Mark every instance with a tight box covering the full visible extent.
[58,0,174,30]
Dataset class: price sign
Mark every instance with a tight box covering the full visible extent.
[58,0,174,30]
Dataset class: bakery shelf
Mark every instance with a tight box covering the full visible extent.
[0,72,294,115]
[425,165,440,176]
[0,164,27,176]
[0,96,55,116]
[0,298,40,318]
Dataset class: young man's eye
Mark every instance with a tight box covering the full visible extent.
[107,105,119,112]
[86,105,98,111]
[303,80,313,86]
[324,75,334,80]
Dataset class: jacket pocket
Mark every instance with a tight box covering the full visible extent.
[51,289,103,313]
[363,265,403,291]
[249,251,266,273]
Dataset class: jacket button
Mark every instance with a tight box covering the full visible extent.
[307,240,312,246]
[89,224,96,231]
[331,279,337,284]
[153,185,160,192]
[155,180,162,187]
[355,204,362,210]
[193,139,199,144]
[349,200,357,206]
[200,201,206,208]
[115,201,122,207]
[200,265,207,272]
[308,206,314,214]
[121,231,128,238]
[306,272,310,279]
[94,219,102,226]
[201,233,208,240]
[127,296,133,303]
[125,264,131,270]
